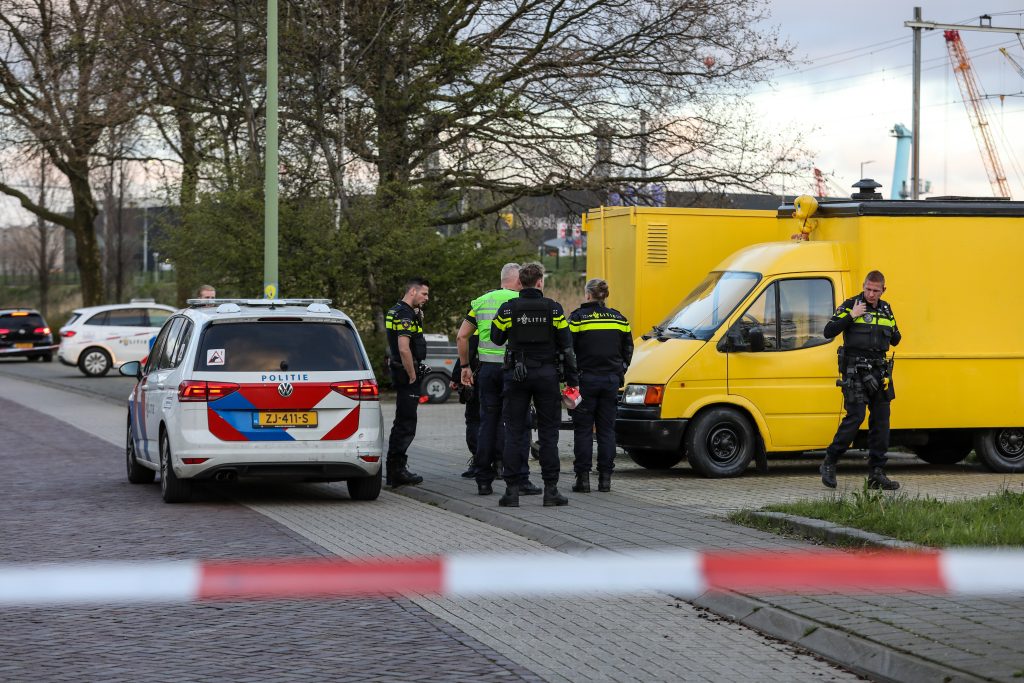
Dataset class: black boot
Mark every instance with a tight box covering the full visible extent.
[519,480,542,495]
[477,481,493,495]
[498,484,519,507]
[597,471,611,493]
[867,467,900,490]
[543,483,568,507]
[461,456,477,478]
[571,472,590,493]
[819,460,837,489]
[389,467,423,488]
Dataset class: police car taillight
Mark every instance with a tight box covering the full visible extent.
[178,380,240,402]
[330,380,379,401]
[61,330,76,338]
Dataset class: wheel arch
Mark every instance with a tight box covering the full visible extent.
[682,395,770,446]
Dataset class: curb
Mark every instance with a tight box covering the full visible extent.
[739,510,923,550]
[393,469,987,683]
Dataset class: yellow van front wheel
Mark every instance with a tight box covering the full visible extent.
[685,407,758,478]
[974,428,1024,473]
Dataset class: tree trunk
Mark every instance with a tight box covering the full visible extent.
[67,172,104,306]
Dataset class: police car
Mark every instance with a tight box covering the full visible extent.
[58,301,175,376]
[118,299,384,503]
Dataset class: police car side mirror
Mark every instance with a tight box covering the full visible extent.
[119,360,142,380]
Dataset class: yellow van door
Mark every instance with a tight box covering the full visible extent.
[724,276,843,449]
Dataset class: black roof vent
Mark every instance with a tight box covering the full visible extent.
[851,178,883,200]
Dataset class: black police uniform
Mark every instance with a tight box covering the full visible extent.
[451,353,481,475]
[385,300,427,487]
[568,301,633,492]
[490,288,578,506]
[822,294,901,487]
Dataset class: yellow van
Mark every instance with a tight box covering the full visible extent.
[617,194,1024,476]
[582,206,778,337]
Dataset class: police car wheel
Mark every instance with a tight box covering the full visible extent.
[626,449,684,470]
[974,428,1024,473]
[910,432,973,466]
[422,373,451,404]
[347,468,382,501]
[78,347,111,377]
[160,432,193,503]
[126,417,155,484]
[685,407,756,478]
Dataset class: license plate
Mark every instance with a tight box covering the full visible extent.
[255,411,318,427]
[14,343,32,349]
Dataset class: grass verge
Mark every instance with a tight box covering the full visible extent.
[734,485,1024,548]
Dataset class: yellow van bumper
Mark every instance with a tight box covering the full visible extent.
[615,406,688,451]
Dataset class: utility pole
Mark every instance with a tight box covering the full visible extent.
[905,10,1024,200]
[264,0,279,299]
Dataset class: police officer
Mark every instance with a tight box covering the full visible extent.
[384,277,430,488]
[568,278,633,493]
[490,262,578,507]
[821,270,902,490]
[456,263,543,496]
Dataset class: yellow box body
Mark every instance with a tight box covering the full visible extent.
[582,206,778,337]
[621,200,1024,460]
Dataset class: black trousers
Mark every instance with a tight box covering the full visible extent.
[464,380,480,457]
[386,376,420,471]
[501,364,561,485]
[573,372,619,474]
[825,383,891,469]
[475,363,530,484]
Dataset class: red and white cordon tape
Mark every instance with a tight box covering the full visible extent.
[1,550,1023,606]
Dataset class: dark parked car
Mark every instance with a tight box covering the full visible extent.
[0,309,55,362]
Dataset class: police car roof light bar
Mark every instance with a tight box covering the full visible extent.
[186,298,333,307]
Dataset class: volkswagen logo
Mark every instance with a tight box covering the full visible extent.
[277,382,294,398]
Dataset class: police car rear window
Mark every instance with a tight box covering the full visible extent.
[195,321,367,372]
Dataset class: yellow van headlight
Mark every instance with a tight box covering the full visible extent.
[622,384,664,406]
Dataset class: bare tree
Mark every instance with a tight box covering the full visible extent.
[282,0,798,222]
[0,0,145,306]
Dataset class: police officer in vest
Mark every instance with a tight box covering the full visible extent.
[568,278,633,493]
[456,263,543,496]
[384,277,430,488]
[491,262,578,507]
[821,270,902,490]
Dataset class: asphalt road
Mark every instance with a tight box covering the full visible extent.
[0,355,138,404]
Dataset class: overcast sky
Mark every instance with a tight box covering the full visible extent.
[756,1,1024,199]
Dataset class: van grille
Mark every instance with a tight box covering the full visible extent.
[646,224,669,264]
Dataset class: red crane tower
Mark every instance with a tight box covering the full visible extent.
[944,30,1011,198]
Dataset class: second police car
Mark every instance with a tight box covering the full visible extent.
[120,299,384,503]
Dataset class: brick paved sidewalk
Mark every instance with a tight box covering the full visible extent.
[393,401,1024,683]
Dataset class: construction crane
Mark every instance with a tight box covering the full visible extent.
[944,30,1012,198]
[999,46,1024,80]
[812,168,827,197]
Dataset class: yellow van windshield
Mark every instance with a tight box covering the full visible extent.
[654,271,760,340]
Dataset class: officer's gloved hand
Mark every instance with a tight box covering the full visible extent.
[860,370,881,396]
[512,361,528,382]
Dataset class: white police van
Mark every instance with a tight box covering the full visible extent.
[119,299,384,503]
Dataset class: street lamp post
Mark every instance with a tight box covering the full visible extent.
[142,207,148,275]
